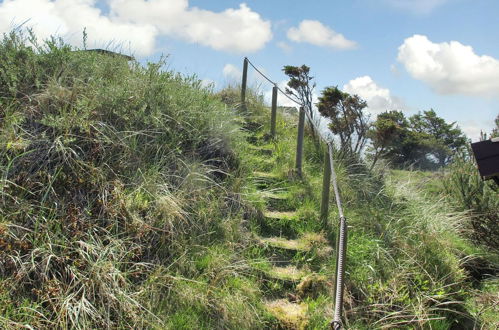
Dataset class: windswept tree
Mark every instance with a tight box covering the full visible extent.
[317,86,370,156]
[368,109,467,169]
[282,65,318,142]
[368,110,406,168]
[410,109,467,166]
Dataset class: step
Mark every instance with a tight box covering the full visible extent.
[266,299,308,329]
[266,265,309,282]
[252,172,282,189]
[258,190,290,201]
[248,144,274,155]
[263,210,297,220]
[260,236,310,253]
[260,234,334,263]
[252,171,279,180]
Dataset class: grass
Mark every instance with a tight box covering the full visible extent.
[1,31,498,329]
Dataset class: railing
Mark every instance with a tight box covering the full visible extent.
[241,57,348,329]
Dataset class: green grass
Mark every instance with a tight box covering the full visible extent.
[1,31,497,329]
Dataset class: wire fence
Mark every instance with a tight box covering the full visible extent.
[241,57,348,329]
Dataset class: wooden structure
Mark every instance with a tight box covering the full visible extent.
[78,49,134,61]
[471,137,499,185]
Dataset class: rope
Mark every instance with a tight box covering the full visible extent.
[245,57,302,107]
[245,57,348,329]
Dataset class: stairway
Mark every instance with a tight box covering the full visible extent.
[245,127,333,329]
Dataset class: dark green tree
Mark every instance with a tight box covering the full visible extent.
[317,86,370,156]
[368,109,467,169]
[409,109,467,167]
[368,110,407,168]
[282,65,318,142]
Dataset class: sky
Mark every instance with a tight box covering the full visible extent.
[0,0,498,140]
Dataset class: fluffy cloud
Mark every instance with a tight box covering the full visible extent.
[385,0,449,14]
[459,120,495,142]
[0,0,157,56]
[222,64,242,81]
[0,0,272,56]
[110,1,272,53]
[263,81,300,108]
[343,76,405,115]
[287,20,357,50]
[398,35,499,97]
[276,41,292,53]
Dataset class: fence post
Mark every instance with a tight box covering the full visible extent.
[270,85,278,138]
[241,58,248,110]
[320,148,331,225]
[295,106,305,175]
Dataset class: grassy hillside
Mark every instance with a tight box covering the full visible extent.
[1,33,498,329]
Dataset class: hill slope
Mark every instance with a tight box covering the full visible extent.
[1,33,497,329]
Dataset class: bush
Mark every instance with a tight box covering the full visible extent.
[443,152,499,251]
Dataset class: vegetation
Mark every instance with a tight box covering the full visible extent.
[443,150,499,251]
[1,32,497,329]
[368,109,467,169]
[317,86,369,157]
[282,65,319,143]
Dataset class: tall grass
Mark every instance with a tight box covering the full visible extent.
[1,30,496,329]
[0,31,267,328]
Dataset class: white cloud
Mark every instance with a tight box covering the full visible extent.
[343,76,405,115]
[0,0,157,56]
[0,0,272,56]
[263,81,300,108]
[459,120,494,142]
[385,0,450,14]
[222,63,242,81]
[398,35,499,97]
[287,20,357,50]
[200,78,216,89]
[109,1,272,53]
[277,41,292,53]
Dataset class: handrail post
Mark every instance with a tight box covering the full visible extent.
[241,58,248,110]
[295,106,305,176]
[270,85,278,138]
[320,147,331,226]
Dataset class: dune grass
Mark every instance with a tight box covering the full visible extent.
[0,31,497,329]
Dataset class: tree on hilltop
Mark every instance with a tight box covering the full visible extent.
[317,86,370,156]
[282,65,319,143]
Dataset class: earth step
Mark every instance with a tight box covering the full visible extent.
[266,299,308,330]
[260,234,334,262]
[258,190,290,201]
[266,265,310,282]
[263,210,297,220]
[251,172,282,189]
[248,144,274,155]
[252,171,279,180]
[260,236,310,253]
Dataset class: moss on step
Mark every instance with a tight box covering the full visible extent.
[263,210,298,220]
[266,265,311,283]
[260,236,310,252]
[248,144,274,155]
[266,299,308,330]
[258,190,290,201]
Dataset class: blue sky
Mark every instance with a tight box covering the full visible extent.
[1,0,498,140]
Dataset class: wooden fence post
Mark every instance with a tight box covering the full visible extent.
[295,106,305,175]
[270,85,278,138]
[241,58,248,110]
[320,148,331,225]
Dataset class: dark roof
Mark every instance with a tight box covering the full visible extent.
[471,138,499,180]
[81,49,134,61]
